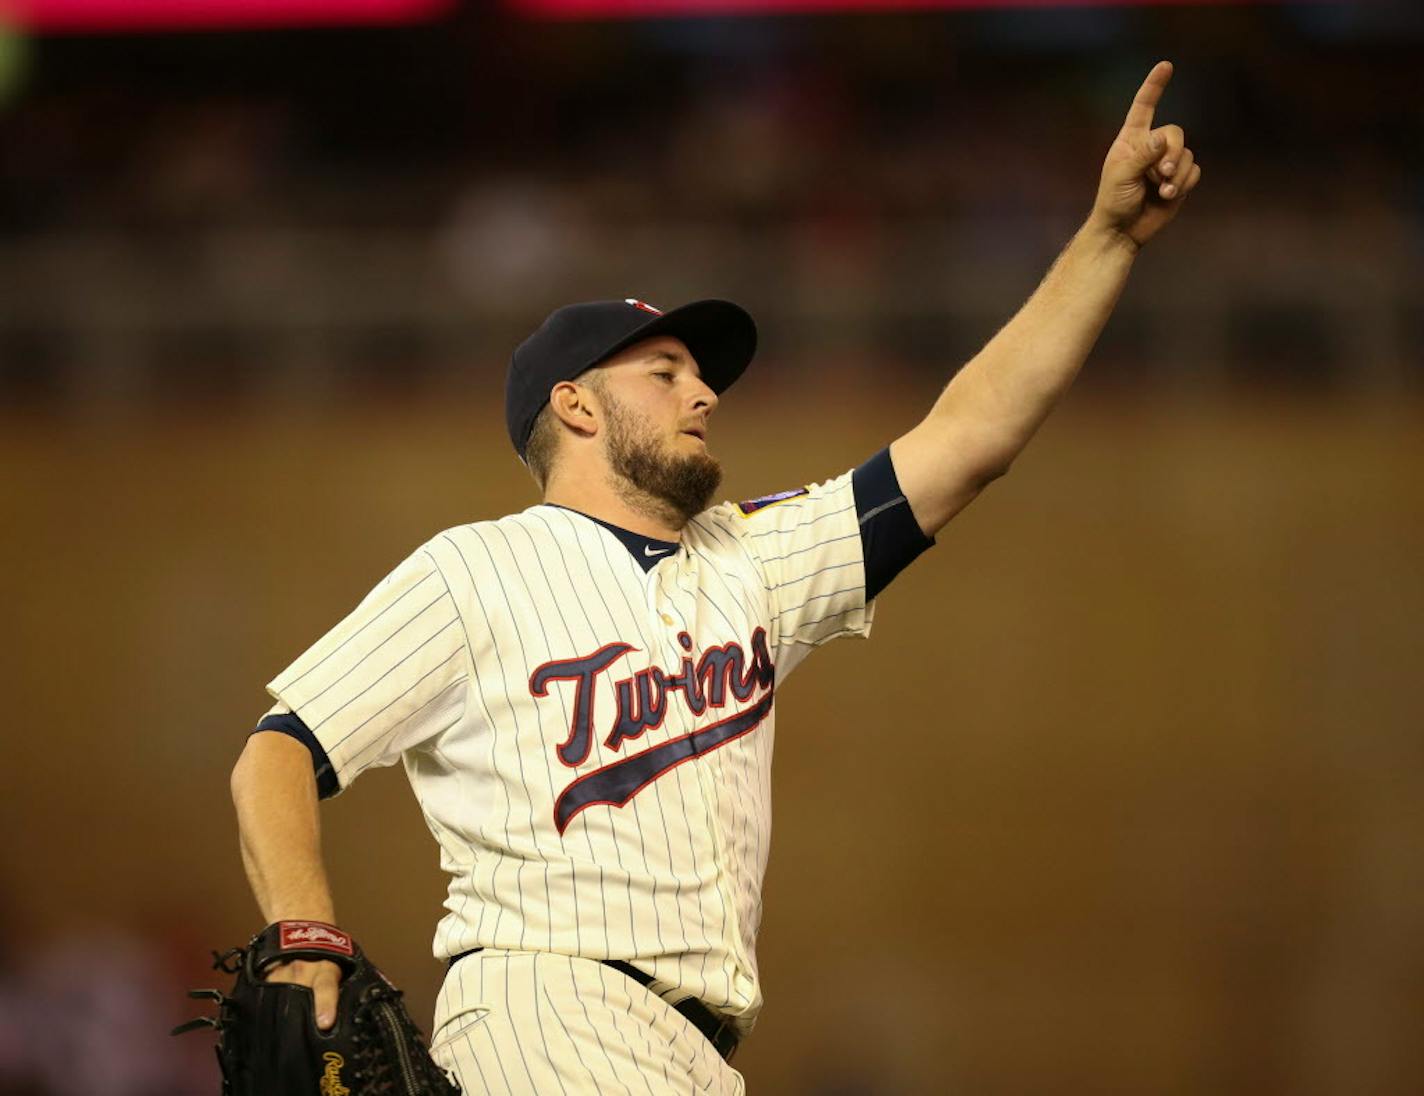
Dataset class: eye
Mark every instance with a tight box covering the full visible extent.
[652,371,675,382]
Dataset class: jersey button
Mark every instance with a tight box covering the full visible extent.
[660,613,675,626]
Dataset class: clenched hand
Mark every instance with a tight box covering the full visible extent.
[1090,61,1202,250]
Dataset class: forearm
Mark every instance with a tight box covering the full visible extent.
[929,221,1137,477]
[231,731,336,923]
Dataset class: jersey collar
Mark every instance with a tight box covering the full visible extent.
[544,504,679,573]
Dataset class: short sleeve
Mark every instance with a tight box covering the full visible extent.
[265,546,471,793]
[728,469,871,675]
[853,447,935,600]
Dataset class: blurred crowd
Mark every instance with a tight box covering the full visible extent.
[2,8,1422,1095]
[0,4,1420,405]
[0,910,210,1095]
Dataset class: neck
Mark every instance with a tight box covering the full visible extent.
[544,475,684,542]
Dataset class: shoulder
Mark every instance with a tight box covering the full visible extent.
[684,470,856,561]
[422,506,601,569]
[703,470,856,532]
[424,507,564,548]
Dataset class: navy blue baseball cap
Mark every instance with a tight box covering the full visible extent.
[505,297,758,460]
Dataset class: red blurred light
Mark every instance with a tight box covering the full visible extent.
[510,0,1236,13]
[4,0,455,33]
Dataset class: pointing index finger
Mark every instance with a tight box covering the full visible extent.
[1122,60,1173,132]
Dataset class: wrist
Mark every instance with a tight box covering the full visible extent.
[1080,214,1142,259]
[265,903,337,924]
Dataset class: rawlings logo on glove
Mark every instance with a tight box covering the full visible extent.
[173,921,460,1096]
[321,1051,352,1096]
[279,920,356,955]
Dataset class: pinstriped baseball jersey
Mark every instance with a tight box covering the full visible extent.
[263,467,872,1034]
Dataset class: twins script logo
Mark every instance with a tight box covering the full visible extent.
[530,629,775,832]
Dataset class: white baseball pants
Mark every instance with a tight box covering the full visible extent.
[431,950,746,1095]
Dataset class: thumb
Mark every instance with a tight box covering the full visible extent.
[1133,128,1166,169]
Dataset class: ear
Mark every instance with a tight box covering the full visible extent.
[548,380,599,440]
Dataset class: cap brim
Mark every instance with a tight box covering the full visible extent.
[590,299,757,393]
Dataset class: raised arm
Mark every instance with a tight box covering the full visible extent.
[891,61,1201,537]
[230,729,342,1029]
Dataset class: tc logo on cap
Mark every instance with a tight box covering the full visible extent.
[625,299,663,315]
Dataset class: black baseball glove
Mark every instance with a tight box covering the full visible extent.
[173,920,460,1096]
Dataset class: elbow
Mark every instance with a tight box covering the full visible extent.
[960,432,1015,492]
[231,729,324,809]
[972,459,1012,491]
[230,738,258,808]
[230,731,281,805]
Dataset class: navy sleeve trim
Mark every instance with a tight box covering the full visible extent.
[852,447,935,602]
[253,712,340,800]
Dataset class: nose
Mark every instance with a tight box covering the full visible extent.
[691,377,718,415]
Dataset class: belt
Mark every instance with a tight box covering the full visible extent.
[447,949,739,1062]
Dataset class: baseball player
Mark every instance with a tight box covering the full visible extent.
[230,63,1198,1092]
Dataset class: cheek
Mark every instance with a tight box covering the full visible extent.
[635,393,679,433]
[604,398,664,451]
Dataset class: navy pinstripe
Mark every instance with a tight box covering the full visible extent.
[263,458,930,1093]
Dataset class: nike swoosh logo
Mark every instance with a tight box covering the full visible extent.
[643,545,673,557]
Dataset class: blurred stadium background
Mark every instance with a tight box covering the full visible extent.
[1,1,1421,1093]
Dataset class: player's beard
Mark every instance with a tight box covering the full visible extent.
[601,393,722,529]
